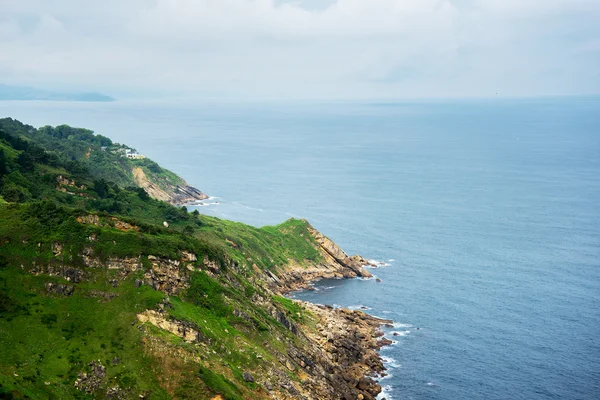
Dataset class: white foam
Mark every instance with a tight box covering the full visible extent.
[381,356,401,368]
[379,372,393,381]
[388,259,395,262]
[348,305,372,311]
[367,259,392,267]
[390,330,411,337]
[392,322,413,329]
[196,201,220,207]
[376,385,394,400]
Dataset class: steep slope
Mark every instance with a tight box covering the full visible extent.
[0,118,208,205]
[0,118,391,400]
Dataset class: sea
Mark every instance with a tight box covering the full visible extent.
[1,97,599,400]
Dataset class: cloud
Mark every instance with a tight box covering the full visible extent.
[1,0,599,98]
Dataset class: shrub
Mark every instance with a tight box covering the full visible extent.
[186,272,231,317]
[197,366,243,400]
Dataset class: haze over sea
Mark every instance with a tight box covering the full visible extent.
[1,97,599,399]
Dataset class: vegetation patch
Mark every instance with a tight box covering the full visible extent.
[197,366,243,400]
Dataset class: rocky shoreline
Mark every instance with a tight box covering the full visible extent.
[292,302,394,400]
[49,215,394,399]
[266,223,376,294]
[263,227,394,400]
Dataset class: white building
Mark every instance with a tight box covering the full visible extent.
[125,150,145,159]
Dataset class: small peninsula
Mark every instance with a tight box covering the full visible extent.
[0,118,391,399]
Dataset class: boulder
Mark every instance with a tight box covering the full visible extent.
[242,372,254,383]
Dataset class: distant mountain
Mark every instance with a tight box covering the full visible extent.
[0,83,114,102]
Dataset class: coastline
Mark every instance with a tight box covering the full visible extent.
[261,228,394,399]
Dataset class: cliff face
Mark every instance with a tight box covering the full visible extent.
[132,166,208,205]
[268,223,374,293]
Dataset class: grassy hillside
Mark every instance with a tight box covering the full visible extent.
[0,118,373,400]
[0,118,204,204]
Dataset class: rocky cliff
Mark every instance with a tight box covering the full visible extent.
[267,222,375,294]
[132,166,208,205]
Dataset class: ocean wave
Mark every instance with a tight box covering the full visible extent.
[391,322,412,329]
[376,385,394,400]
[379,372,393,381]
[381,356,401,369]
[195,201,220,207]
[347,305,372,311]
[360,275,377,281]
[366,259,392,268]
[390,330,411,337]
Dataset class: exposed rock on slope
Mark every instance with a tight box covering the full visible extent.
[270,223,375,293]
[137,310,202,342]
[132,166,208,205]
[296,303,392,400]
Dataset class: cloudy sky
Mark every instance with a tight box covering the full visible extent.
[1,0,599,99]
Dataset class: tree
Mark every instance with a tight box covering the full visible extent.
[136,187,150,201]
[182,225,195,237]
[0,149,7,176]
[17,151,35,172]
[94,179,110,199]
[1,182,27,202]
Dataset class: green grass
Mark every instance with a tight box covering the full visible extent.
[191,216,323,272]
[197,367,243,400]
[272,296,305,323]
[0,117,344,400]
[0,266,168,399]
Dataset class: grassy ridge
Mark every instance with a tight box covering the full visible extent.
[0,118,187,198]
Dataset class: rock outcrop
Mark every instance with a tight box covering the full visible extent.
[137,310,202,342]
[297,304,392,400]
[269,224,375,294]
[74,361,106,394]
[144,255,189,295]
[243,296,392,400]
[132,167,208,205]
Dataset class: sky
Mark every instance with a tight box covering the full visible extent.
[1,0,599,99]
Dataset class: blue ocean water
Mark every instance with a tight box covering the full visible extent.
[1,97,599,399]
